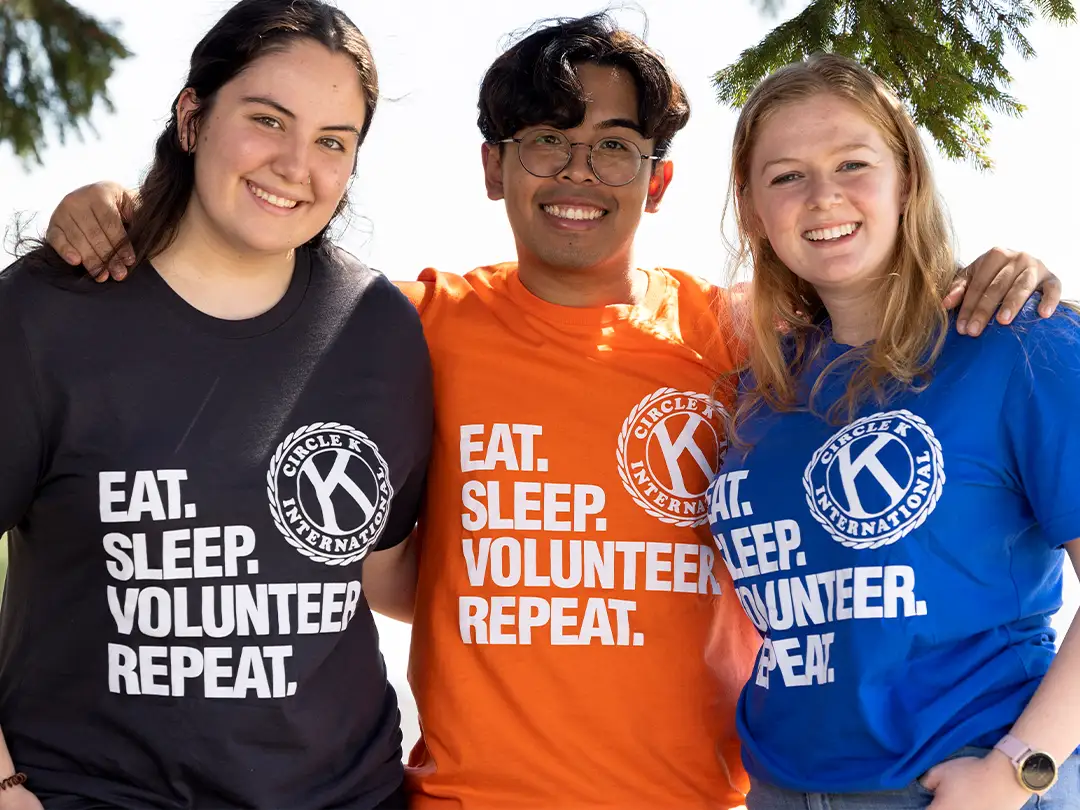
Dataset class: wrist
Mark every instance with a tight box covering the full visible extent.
[994,733,1060,793]
[983,749,1039,803]
[0,782,32,809]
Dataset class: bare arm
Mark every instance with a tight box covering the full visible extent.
[0,729,43,810]
[1003,538,1080,763]
[924,539,1080,809]
[362,531,418,623]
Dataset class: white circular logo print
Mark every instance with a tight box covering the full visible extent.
[266,422,394,566]
[616,387,725,527]
[803,409,945,550]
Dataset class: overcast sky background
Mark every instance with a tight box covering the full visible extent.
[3,0,1077,751]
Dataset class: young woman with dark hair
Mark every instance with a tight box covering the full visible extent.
[0,2,430,808]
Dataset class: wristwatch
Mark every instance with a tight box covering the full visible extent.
[994,733,1058,792]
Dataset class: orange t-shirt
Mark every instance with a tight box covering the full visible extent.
[397,264,759,809]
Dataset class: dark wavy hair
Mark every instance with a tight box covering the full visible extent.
[477,13,689,159]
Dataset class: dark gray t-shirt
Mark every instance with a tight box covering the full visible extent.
[0,245,432,809]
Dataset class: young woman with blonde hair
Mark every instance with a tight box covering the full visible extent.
[708,53,1079,810]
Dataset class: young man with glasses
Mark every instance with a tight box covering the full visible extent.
[41,13,1060,810]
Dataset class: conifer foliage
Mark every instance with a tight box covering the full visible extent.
[716,0,1076,170]
[0,0,130,164]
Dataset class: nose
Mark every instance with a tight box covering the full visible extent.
[271,134,311,189]
[806,172,842,211]
[559,142,597,184]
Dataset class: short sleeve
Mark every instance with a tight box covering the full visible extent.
[0,270,46,533]
[1003,307,1080,547]
[393,274,436,317]
[374,281,433,551]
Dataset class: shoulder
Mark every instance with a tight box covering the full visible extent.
[395,263,513,317]
[1,248,85,298]
[320,246,419,316]
[0,249,98,329]
[653,267,746,370]
[971,296,1080,373]
[1012,296,1080,351]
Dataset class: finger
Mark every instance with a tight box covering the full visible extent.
[71,217,114,276]
[91,196,135,262]
[52,213,105,273]
[1039,276,1062,317]
[73,208,121,276]
[942,277,967,310]
[43,225,82,266]
[995,265,1040,324]
[956,248,1013,333]
[920,765,940,792]
[962,261,1018,336]
[89,203,131,280]
[955,258,989,334]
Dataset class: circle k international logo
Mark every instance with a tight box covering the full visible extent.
[267,422,394,566]
[803,409,945,550]
[616,387,725,527]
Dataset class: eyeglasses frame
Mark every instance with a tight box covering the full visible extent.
[496,130,660,187]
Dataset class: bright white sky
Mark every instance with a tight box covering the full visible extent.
[3,0,1078,752]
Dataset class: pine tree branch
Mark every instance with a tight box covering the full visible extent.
[0,0,130,164]
[715,0,1076,170]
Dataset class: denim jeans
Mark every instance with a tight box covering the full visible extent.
[746,748,1080,810]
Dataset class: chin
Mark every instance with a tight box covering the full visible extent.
[233,229,310,256]
[537,248,605,271]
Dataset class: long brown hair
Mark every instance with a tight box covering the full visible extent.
[725,53,956,443]
[124,0,379,267]
[17,0,378,273]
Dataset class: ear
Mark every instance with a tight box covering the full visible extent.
[644,160,674,213]
[481,142,505,201]
[175,88,201,153]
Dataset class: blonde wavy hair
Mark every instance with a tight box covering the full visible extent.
[725,53,956,443]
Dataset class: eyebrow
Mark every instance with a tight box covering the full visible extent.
[595,117,646,136]
[761,142,878,175]
[242,96,361,135]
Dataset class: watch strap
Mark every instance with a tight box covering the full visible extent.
[994,733,1032,765]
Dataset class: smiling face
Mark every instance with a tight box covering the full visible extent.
[482,62,670,274]
[180,38,368,257]
[746,93,907,299]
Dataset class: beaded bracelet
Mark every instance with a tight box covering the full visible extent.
[0,772,26,790]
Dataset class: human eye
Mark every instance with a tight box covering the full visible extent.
[252,115,282,129]
[769,172,801,186]
[839,161,868,172]
[318,136,345,152]
[530,131,565,147]
[596,138,630,152]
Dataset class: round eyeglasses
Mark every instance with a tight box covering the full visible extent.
[498,128,659,187]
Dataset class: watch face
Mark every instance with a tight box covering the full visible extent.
[1021,752,1057,791]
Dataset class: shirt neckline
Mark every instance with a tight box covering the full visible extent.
[139,246,312,339]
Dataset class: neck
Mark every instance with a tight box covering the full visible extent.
[817,283,879,346]
[515,244,647,308]
[152,201,296,320]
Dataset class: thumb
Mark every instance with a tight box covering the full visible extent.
[920,764,943,792]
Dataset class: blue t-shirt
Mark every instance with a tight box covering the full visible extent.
[708,303,1080,791]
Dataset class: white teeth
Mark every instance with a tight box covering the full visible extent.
[248,182,298,209]
[542,204,606,221]
[804,222,859,241]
